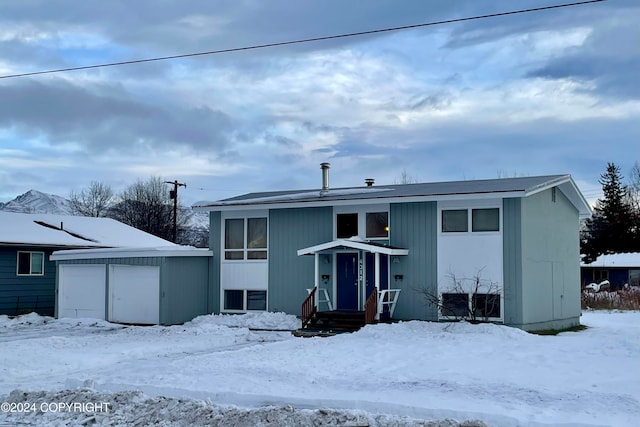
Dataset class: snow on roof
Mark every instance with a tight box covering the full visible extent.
[0,211,176,249]
[581,252,640,268]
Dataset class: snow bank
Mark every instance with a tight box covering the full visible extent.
[2,389,488,427]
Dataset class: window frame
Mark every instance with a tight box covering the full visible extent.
[223,289,268,312]
[365,211,389,239]
[16,251,45,276]
[442,209,468,233]
[471,208,500,232]
[440,292,502,320]
[223,217,268,261]
[336,213,359,239]
[441,207,501,233]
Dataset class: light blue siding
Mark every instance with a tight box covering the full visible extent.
[268,207,332,315]
[209,211,222,314]
[389,202,438,321]
[502,198,523,326]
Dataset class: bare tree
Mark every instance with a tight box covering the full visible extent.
[418,269,501,323]
[108,176,189,242]
[69,181,114,217]
[393,169,418,184]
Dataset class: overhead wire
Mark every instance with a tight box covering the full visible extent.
[0,0,606,80]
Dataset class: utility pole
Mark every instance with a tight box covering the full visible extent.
[165,180,186,243]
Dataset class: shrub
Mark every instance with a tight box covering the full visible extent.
[581,287,640,310]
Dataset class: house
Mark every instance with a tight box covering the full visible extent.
[0,211,176,316]
[581,252,640,290]
[193,164,591,332]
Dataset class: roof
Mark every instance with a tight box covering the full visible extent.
[50,246,212,261]
[581,252,640,268]
[194,174,591,216]
[0,211,176,249]
[298,237,409,256]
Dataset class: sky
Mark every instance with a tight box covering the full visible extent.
[0,0,638,207]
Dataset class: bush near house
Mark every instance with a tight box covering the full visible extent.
[581,287,640,310]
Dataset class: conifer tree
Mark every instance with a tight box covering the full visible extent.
[581,163,638,263]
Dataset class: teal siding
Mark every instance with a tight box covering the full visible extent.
[268,207,332,315]
[389,202,438,321]
[502,198,523,326]
[0,247,56,316]
[209,211,222,314]
[161,257,209,325]
[56,255,211,325]
[520,188,581,330]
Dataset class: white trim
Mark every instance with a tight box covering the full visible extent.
[16,251,45,276]
[50,247,212,261]
[297,238,409,256]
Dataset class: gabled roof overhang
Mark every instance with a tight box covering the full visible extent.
[297,238,409,256]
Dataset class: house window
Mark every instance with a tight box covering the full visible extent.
[337,213,358,238]
[224,217,267,260]
[473,293,501,318]
[224,289,267,311]
[441,293,469,317]
[472,208,500,232]
[442,210,468,232]
[17,251,44,276]
[224,290,244,310]
[366,212,389,238]
[629,270,640,286]
[594,270,609,282]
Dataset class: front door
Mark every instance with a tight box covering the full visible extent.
[336,252,359,311]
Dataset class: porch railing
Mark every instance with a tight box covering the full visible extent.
[301,287,317,329]
[364,287,378,324]
[378,289,402,318]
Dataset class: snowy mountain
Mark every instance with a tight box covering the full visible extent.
[0,190,72,215]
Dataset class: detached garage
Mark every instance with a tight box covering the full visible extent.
[51,247,213,325]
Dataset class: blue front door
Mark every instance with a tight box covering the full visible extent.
[336,252,359,311]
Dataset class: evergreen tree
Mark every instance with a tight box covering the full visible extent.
[581,163,638,263]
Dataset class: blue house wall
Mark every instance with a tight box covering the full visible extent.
[0,247,56,316]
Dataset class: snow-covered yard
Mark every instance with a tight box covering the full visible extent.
[0,311,638,427]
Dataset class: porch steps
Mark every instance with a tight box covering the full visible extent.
[294,310,368,337]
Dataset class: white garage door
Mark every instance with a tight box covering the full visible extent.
[108,265,160,325]
[58,264,106,320]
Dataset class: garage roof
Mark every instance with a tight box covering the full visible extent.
[0,211,176,249]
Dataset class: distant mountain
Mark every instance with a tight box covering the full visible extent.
[0,190,72,215]
[0,189,210,247]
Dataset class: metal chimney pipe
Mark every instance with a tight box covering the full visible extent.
[320,162,330,192]
[365,178,374,187]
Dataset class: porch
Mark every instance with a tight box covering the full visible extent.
[296,237,408,334]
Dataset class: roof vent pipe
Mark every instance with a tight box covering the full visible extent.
[365,178,374,187]
[320,162,330,193]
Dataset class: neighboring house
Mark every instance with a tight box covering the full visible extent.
[581,252,640,290]
[194,164,591,331]
[0,211,175,316]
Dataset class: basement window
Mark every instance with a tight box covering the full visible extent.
[472,293,501,318]
[17,251,44,276]
[223,289,267,311]
[441,293,469,317]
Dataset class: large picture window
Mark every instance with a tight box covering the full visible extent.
[224,217,267,260]
[17,251,44,276]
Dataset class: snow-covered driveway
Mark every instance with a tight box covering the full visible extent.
[0,311,638,426]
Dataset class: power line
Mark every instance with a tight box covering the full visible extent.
[0,0,606,80]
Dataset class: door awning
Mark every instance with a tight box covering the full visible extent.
[297,237,409,256]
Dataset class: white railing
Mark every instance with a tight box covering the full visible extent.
[377,289,401,318]
[306,288,333,311]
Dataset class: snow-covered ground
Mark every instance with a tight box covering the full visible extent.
[0,311,638,427]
